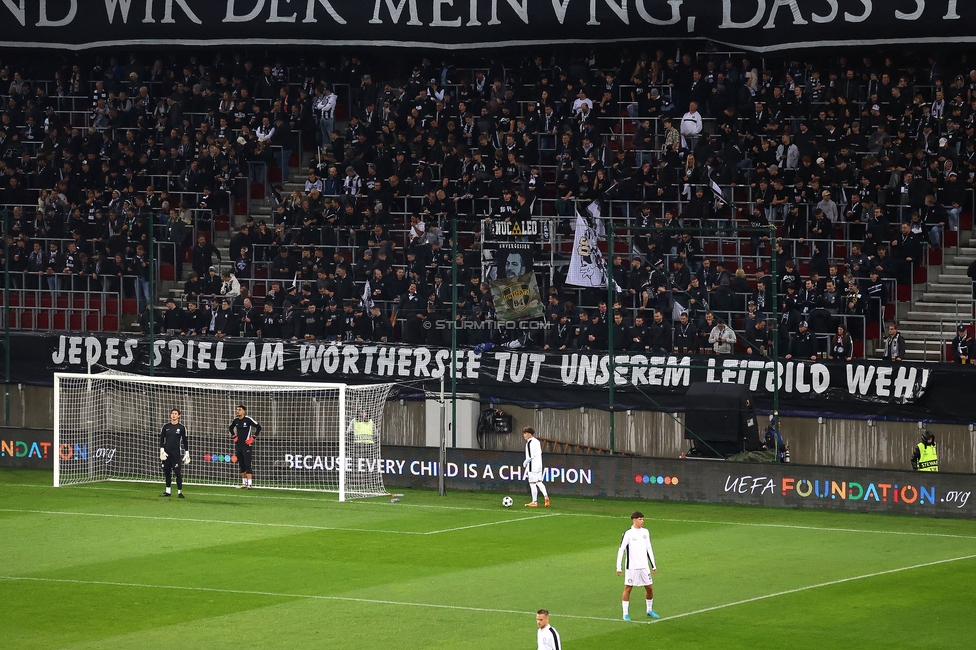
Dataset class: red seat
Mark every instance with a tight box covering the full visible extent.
[896,285,912,302]
[853,340,864,358]
[73,296,85,309]
[833,243,848,259]
[703,242,718,255]
[53,313,66,330]
[106,296,119,313]
[20,312,32,329]
[721,242,737,256]
[160,264,175,281]
[883,304,895,321]
[866,322,880,339]
[742,261,757,274]
[36,312,49,329]
[7,292,19,307]
[8,310,17,328]
[56,297,68,309]
[798,263,809,276]
[89,296,101,310]
[41,294,52,307]
[913,266,927,284]
[24,293,36,307]
[945,231,958,248]
[961,212,973,230]
[102,315,119,331]
[70,313,83,330]
[122,298,138,314]
[252,283,266,297]
[928,248,942,266]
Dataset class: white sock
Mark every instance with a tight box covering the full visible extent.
[529,483,538,503]
[247,478,252,486]
[242,477,247,485]
[646,598,653,613]
[622,601,629,616]
[165,486,171,494]
[537,482,548,498]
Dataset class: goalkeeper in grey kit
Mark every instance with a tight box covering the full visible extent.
[229,405,261,489]
[159,408,189,498]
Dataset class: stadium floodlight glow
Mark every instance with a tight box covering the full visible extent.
[54,373,393,501]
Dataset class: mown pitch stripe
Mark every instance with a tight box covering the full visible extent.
[6,482,976,540]
[0,576,647,625]
[650,553,976,623]
[4,554,974,626]
[0,508,554,536]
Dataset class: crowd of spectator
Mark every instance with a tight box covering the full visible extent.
[0,48,974,359]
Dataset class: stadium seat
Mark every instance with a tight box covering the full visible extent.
[53,313,66,330]
[833,243,848,259]
[704,242,718,255]
[69,314,82,330]
[853,340,864,358]
[928,248,942,266]
[89,295,101,310]
[106,296,119,313]
[102,315,119,331]
[20,312,32,330]
[24,293,35,307]
[56,297,68,309]
[86,314,100,331]
[866,322,880,339]
[6,292,19,307]
[883,305,895,321]
[896,285,912,302]
[945,231,958,248]
[73,296,85,309]
[36,313,49,329]
[742,261,757,275]
[961,212,973,230]
[40,294,52,308]
[913,266,927,284]
[160,264,175,281]
[122,298,137,314]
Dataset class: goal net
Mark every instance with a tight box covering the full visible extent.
[54,373,394,501]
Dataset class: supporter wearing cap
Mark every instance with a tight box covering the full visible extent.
[950,324,975,364]
[786,320,818,361]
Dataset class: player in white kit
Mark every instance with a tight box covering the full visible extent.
[522,427,550,507]
[535,609,561,649]
[616,511,659,620]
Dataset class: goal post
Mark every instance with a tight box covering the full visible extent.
[53,373,394,501]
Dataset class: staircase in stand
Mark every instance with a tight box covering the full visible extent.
[889,234,975,362]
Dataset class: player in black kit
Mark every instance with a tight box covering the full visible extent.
[229,405,262,489]
[159,408,189,498]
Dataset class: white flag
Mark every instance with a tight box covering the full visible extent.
[361,279,374,310]
[567,213,608,288]
[587,201,606,241]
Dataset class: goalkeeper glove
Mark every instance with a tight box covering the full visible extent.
[245,437,254,446]
[159,449,168,461]
[233,435,239,443]
[182,451,190,465]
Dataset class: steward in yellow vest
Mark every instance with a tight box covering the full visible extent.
[911,431,938,472]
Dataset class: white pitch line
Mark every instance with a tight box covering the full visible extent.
[0,508,426,535]
[650,553,976,624]
[425,513,558,534]
[0,508,550,536]
[0,576,646,625]
[5,483,976,540]
[556,512,976,540]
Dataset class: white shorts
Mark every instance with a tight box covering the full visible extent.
[526,470,543,483]
[624,569,652,587]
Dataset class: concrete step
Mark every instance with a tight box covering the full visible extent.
[908,302,973,313]
[898,321,961,333]
[936,275,972,285]
[901,311,972,322]
[924,284,971,294]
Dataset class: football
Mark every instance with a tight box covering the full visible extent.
[502,496,513,507]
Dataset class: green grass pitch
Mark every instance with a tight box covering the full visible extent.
[2,469,975,649]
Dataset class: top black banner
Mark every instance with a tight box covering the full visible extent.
[0,1,971,53]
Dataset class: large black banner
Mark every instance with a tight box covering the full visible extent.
[0,1,971,53]
[382,446,976,519]
[4,332,976,423]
